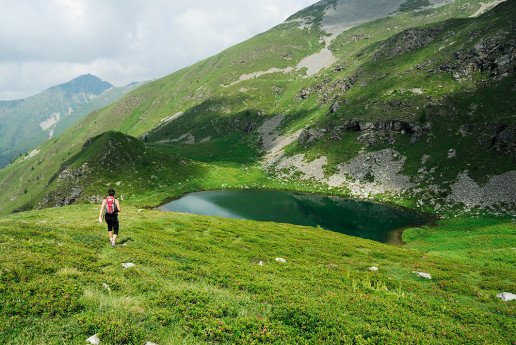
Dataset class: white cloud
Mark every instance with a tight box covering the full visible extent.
[0,0,318,100]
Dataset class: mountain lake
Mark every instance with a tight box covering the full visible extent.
[158,190,435,244]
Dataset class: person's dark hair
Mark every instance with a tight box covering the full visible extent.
[108,189,115,196]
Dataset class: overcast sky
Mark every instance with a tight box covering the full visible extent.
[0,0,318,100]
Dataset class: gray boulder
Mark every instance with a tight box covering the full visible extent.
[86,334,100,345]
[497,292,516,301]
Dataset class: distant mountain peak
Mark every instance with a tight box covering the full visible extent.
[0,74,142,169]
[53,74,113,96]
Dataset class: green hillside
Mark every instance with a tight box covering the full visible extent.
[0,0,515,343]
[0,75,143,169]
[0,0,514,217]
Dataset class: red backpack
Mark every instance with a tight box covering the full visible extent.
[105,196,118,215]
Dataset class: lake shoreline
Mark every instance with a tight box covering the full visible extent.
[157,188,436,244]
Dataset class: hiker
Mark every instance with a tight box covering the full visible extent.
[98,189,121,246]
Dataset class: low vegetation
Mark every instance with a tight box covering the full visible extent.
[0,205,514,344]
[1,1,515,343]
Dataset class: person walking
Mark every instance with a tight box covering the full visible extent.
[98,189,121,246]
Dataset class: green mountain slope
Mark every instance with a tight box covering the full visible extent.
[0,0,514,217]
[12,131,207,213]
[0,75,144,169]
[0,1,515,343]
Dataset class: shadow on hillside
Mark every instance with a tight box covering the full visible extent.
[143,98,275,165]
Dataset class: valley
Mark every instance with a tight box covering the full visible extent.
[0,0,515,343]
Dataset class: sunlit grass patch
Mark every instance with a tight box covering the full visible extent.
[80,288,146,314]
[55,266,82,277]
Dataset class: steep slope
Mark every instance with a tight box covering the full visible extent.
[0,75,144,168]
[19,131,206,212]
[0,0,514,216]
[141,0,516,215]
[270,1,516,214]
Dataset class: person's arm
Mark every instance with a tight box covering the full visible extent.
[115,199,121,213]
[98,199,106,223]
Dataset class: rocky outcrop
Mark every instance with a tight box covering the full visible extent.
[351,119,430,147]
[374,2,515,81]
[82,138,95,149]
[476,122,516,157]
[447,171,516,208]
[327,149,415,194]
[374,26,445,60]
[299,128,326,146]
[296,75,358,107]
[269,148,415,197]
[297,88,311,99]
[39,163,91,208]
[491,125,516,157]
[328,98,345,114]
[39,187,83,208]
[243,123,255,134]
[429,31,516,80]
[300,119,430,147]
[349,34,370,42]
[57,164,91,182]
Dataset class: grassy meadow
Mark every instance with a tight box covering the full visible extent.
[0,204,514,344]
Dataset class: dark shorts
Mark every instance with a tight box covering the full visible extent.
[105,214,119,235]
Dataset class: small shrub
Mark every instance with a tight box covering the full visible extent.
[436,278,478,296]
[200,317,288,344]
[272,304,330,339]
[76,311,145,344]
[0,277,83,317]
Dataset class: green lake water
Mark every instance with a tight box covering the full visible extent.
[158,190,434,244]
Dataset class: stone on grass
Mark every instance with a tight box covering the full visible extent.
[414,271,432,279]
[122,262,135,269]
[258,261,264,266]
[86,334,100,344]
[497,292,516,301]
[369,267,378,271]
[275,258,287,263]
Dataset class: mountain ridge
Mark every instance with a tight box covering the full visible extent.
[0,74,145,168]
[47,74,113,97]
[0,0,514,217]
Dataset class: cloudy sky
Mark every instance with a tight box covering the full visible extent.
[0,0,319,100]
